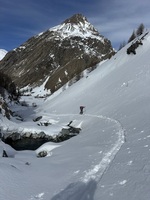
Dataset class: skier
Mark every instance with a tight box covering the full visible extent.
[80,106,85,114]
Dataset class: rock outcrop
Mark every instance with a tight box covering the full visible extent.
[2,125,81,150]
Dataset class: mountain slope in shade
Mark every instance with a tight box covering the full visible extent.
[0,14,114,93]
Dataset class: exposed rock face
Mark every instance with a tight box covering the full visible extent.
[2,124,81,150]
[0,87,13,120]
[0,14,114,93]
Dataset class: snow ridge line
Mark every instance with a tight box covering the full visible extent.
[81,114,125,183]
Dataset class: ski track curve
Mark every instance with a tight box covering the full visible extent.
[27,113,125,200]
[48,113,125,183]
[82,114,125,183]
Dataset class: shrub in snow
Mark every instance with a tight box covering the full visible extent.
[2,150,8,157]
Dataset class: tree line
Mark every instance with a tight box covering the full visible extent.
[118,23,145,50]
[0,71,20,101]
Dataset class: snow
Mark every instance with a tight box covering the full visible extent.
[0,49,7,60]
[50,20,104,42]
[20,76,51,97]
[35,142,61,157]
[0,31,150,199]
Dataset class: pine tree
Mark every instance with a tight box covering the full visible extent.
[136,23,145,36]
[118,41,126,50]
[128,31,136,43]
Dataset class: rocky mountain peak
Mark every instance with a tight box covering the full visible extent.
[0,14,115,94]
[51,13,99,39]
[63,13,88,25]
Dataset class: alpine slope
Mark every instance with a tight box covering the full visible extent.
[0,31,150,200]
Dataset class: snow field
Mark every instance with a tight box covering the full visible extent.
[0,31,150,199]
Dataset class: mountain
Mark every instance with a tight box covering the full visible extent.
[0,49,7,60]
[0,30,150,199]
[0,14,114,93]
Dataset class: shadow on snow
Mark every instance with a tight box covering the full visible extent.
[51,179,97,200]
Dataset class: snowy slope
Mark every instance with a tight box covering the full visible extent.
[0,49,7,60]
[0,32,150,200]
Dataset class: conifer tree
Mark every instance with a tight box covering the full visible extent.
[118,41,126,50]
[128,31,136,43]
[0,71,19,100]
[136,23,145,36]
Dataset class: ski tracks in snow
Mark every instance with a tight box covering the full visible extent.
[81,114,125,183]
[32,112,125,200]
[49,113,126,200]
[49,113,125,183]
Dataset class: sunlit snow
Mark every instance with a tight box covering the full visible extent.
[0,49,7,60]
[0,31,150,200]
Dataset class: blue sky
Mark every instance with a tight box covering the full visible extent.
[0,0,150,51]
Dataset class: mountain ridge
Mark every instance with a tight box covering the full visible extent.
[0,14,114,94]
